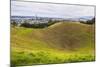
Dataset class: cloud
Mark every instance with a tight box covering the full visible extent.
[11,1,95,18]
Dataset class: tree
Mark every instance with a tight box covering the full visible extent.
[11,20,17,27]
[86,18,95,24]
[80,17,95,25]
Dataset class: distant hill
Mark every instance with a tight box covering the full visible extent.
[11,16,94,21]
[79,16,94,21]
[11,16,63,20]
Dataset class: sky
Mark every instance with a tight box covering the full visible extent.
[11,1,95,18]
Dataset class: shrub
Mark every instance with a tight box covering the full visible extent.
[80,21,86,24]
[47,20,58,26]
[11,20,18,27]
[20,22,33,28]
[86,18,95,24]
[20,22,48,28]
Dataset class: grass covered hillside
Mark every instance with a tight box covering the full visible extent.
[11,22,95,66]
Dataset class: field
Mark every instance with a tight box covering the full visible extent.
[11,22,95,66]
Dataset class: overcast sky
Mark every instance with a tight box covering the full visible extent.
[11,1,95,18]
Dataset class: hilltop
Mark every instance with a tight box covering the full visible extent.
[11,22,94,50]
[11,22,95,66]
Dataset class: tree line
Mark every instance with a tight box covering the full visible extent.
[11,19,59,28]
[11,17,95,28]
[80,18,95,25]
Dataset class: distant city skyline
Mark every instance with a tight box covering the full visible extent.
[11,1,95,18]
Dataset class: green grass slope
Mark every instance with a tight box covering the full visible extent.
[11,22,95,66]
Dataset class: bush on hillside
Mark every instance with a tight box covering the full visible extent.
[47,20,59,26]
[11,20,18,27]
[20,22,48,28]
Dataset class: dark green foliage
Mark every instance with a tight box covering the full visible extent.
[11,20,17,27]
[47,20,58,26]
[80,18,95,25]
[20,19,58,28]
[20,22,33,28]
[20,22,48,28]
[86,18,95,24]
[80,21,86,24]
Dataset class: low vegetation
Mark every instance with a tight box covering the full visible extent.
[11,22,95,67]
[11,50,95,66]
